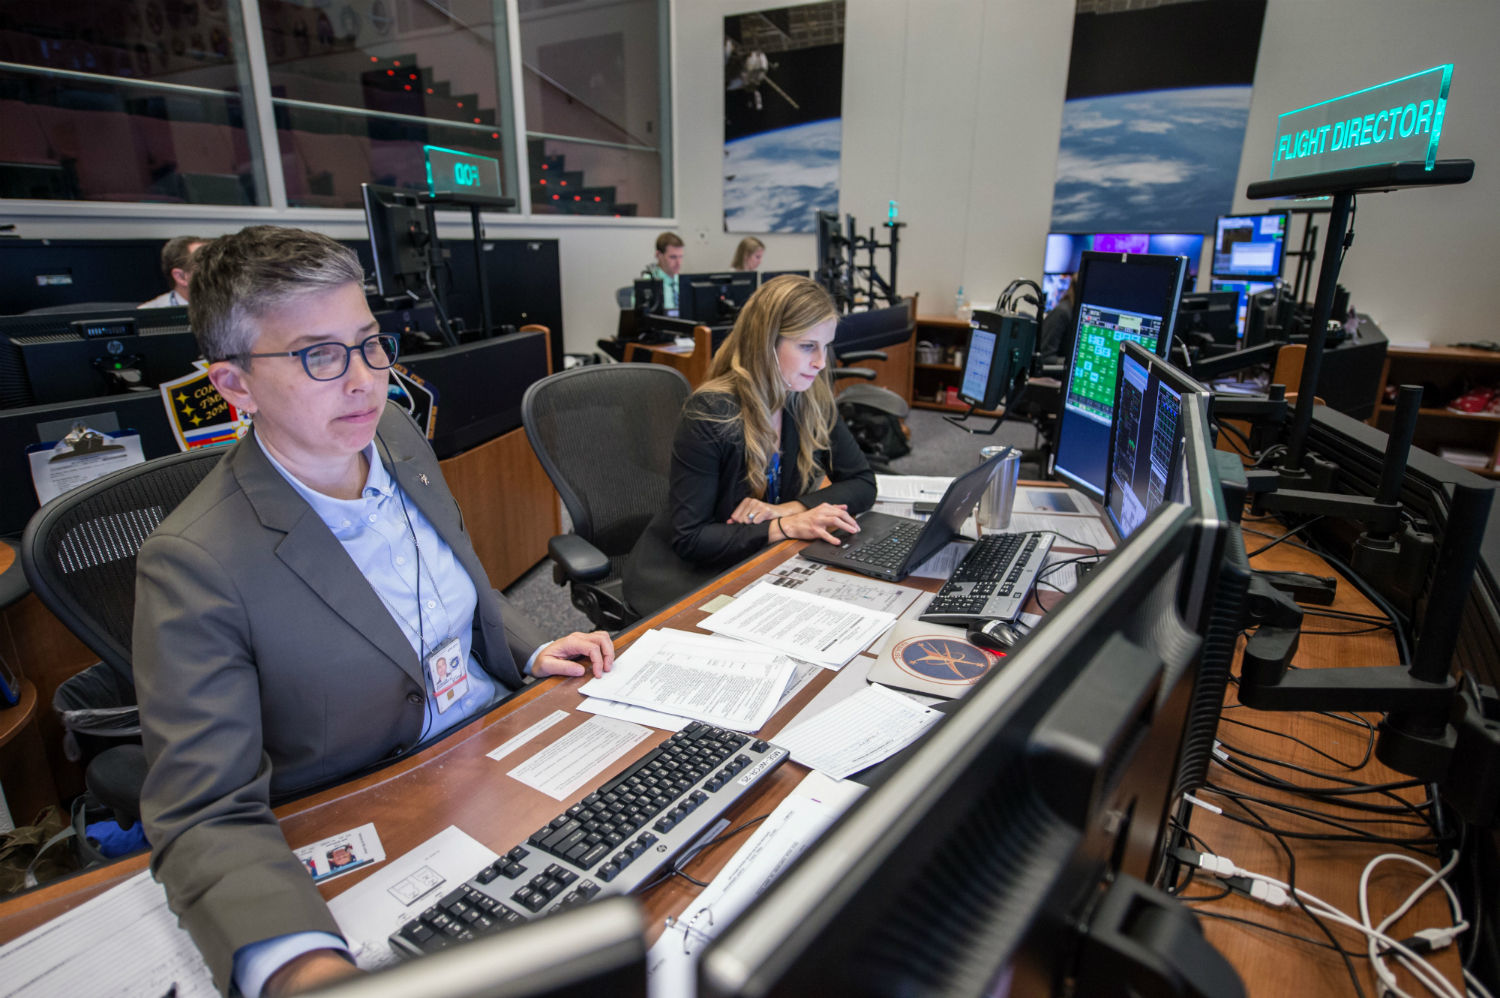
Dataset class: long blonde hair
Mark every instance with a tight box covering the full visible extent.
[731,237,765,270]
[698,275,838,500]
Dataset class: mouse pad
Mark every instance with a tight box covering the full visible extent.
[866,621,1005,700]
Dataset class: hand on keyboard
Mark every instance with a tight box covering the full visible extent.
[772,503,860,545]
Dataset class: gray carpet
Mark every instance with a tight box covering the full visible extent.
[500,406,1047,636]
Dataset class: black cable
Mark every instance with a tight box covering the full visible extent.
[1218,715,1372,770]
[1245,517,1325,559]
[1194,910,1372,959]
[1301,538,1411,666]
[635,814,770,894]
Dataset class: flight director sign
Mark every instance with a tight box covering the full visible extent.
[424,145,503,199]
[1270,65,1451,180]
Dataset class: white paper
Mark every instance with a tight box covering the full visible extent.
[329,825,500,971]
[1036,551,1081,595]
[766,557,924,617]
[770,660,824,716]
[701,582,895,669]
[645,774,865,998]
[28,431,146,506]
[908,540,973,579]
[485,709,571,761]
[506,715,652,801]
[578,697,692,731]
[580,629,797,732]
[0,870,216,998]
[875,474,954,501]
[1001,513,1116,552]
[294,822,386,884]
[772,683,942,780]
[1015,486,1096,516]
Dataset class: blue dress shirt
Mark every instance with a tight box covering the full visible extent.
[234,437,545,995]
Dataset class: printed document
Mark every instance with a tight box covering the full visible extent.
[578,697,692,732]
[485,709,571,761]
[580,629,797,732]
[506,715,652,800]
[1002,513,1116,552]
[772,683,943,779]
[1015,486,1096,516]
[875,474,954,502]
[0,870,216,998]
[700,582,895,669]
[765,556,924,617]
[329,825,500,970]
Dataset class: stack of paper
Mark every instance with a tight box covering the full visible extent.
[875,474,954,502]
[580,629,799,733]
[765,556,924,616]
[772,683,943,779]
[699,582,896,669]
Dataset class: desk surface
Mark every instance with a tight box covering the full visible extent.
[0,508,1464,997]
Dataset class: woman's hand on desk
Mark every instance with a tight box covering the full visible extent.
[727,497,806,525]
[532,631,616,679]
[769,504,860,545]
[264,950,361,996]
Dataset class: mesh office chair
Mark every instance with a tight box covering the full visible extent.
[22,447,226,827]
[523,365,692,631]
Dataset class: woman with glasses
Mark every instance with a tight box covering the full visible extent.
[131,226,614,998]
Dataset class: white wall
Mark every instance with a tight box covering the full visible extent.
[673,0,1074,316]
[1230,0,1500,345]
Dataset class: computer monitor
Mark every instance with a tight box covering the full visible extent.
[363,184,436,299]
[698,495,1240,998]
[1211,213,1288,279]
[1105,341,1207,540]
[1045,233,1205,282]
[304,896,646,998]
[680,272,756,325]
[1176,291,1240,346]
[0,306,201,409]
[959,309,1035,411]
[1053,251,1188,499]
[759,270,810,284]
[1209,279,1275,336]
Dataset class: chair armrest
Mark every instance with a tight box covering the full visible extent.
[548,534,612,583]
[832,367,878,381]
[836,350,888,364]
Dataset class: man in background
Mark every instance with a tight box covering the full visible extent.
[140,235,208,309]
[644,231,685,314]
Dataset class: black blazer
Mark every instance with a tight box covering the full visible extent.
[624,391,876,615]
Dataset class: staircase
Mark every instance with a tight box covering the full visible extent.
[528,139,637,216]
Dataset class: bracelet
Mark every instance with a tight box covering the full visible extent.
[771,517,782,541]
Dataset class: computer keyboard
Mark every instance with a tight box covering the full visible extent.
[390,721,788,959]
[840,520,925,571]
[919,532,1054,625]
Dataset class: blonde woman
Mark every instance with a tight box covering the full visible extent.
[624,276,875,615]
[731,236,765,271]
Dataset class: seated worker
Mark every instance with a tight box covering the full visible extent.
[1038,272,1078,359]
[134,226,615,998]
[139,234,208,308]
[731,237,764,272]
[623,275,876,616]
[644,231,684,314]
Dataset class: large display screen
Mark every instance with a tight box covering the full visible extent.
[1045,232,1205,280]
[1107,352,1184,538]
[1212,213,1287,278]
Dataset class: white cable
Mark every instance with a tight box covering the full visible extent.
[1359,852,1466,998]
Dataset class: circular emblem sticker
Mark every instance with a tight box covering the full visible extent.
[890,636,997,686]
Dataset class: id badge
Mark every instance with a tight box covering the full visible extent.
[425,636,468,714]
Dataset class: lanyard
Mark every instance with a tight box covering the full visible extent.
[370,485,452,659]
[767,451,781,505]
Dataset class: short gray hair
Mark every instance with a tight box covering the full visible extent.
[189,226,366,363]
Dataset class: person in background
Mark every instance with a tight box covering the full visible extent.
[1038,272,1079,359]
[644,231,685,314]
[139,234,208,309]
[731,237,764,272]
[623,275,875,616]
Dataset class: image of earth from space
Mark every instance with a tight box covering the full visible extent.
[724,118,841,234]
[1050,86,1255,234]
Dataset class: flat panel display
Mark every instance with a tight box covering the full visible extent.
[1211,213,1287,278]
[1106,350,1185,538]
[1209,278,1275,334]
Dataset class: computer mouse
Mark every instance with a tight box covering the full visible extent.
[967,618,1019,653]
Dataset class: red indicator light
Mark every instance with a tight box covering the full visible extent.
[594,196,600,202]
[393,60,401,66]
[386,70,394,76]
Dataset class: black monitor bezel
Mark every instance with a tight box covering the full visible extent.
[957,310,1034,411]
[1210,211,1289,280]
[1053,250,1188,500]
[680,271,756,324]
[1102,341,1209,541]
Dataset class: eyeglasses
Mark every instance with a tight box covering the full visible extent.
[233,333,400,381]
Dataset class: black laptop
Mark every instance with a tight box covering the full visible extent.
[800,449,1012,581]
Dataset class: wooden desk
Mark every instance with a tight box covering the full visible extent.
[630,327,714,388]
[0,515,1464,998]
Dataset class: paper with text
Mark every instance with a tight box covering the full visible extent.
[485,709,571,761]
[766,556,924,617]
[329,825,499,970]
[700,583,895,669]
[875,474,954,501]
[772,683,943,779]
[507,715,652,800]
[1002,513,1116,552]
[579,696,692,732]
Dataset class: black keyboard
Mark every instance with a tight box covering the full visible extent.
[391,721,788,958]
[840,520,925,571]
[919,532,1053,625]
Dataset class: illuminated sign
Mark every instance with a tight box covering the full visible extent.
[423,145,503,199]
[1270,65,1451,180]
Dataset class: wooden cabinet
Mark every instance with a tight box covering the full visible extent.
[1370,345,1500,478]
[910,313,1002,416]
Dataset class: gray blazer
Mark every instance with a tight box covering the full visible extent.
[134,403,550,993]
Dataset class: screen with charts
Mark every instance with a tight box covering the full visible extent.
[1106,352,1184,538]
[1211,279,1275,334]
[1212,214,1287,278]
[961,327,995,401]
[1064,304,1164,424]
